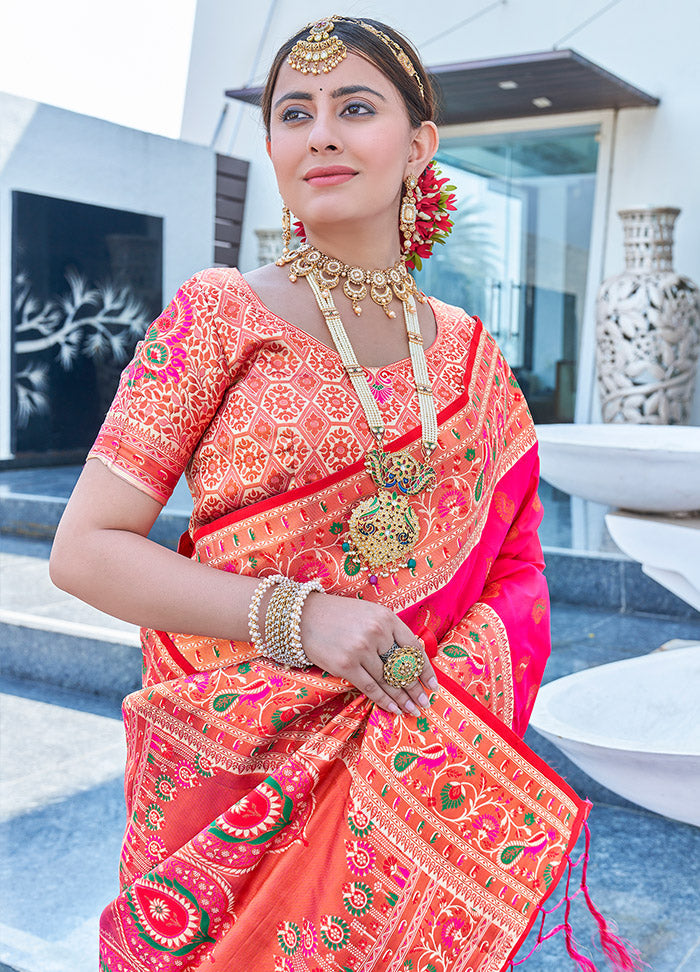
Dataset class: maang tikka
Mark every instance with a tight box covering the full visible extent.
[287,15,425,98]
[287,17,347,74]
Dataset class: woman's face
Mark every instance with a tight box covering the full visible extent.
[267,51,426,243]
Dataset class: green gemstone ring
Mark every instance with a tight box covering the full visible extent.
[380,642,423,688]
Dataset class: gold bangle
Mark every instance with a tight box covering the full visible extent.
[263,578,324,668]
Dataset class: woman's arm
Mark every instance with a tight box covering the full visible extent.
[50,459,436,714]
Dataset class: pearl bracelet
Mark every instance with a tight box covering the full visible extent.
[265,580,299,661]
[248,575,285,655]
[265,578,324,667]
[248,575,323,668]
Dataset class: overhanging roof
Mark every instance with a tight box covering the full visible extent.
[225,48,658,125]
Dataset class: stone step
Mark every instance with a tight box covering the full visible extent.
[0,537,141,700]
[0,485,190,547]
[0,611,141,701]
[543,547,697,619]
[0,468,695,708]
[0,464,191,547]
[0,675,125,972]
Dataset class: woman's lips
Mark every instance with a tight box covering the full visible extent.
[304,167,357,187]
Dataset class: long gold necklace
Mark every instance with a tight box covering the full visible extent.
[277,242,421,318]
[300,262,439,586]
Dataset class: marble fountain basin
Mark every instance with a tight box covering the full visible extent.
[530,645,700,827]
[535,424,700,513]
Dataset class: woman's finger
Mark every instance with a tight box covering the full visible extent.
[419,652,438,692]
[364,642,430,713]
[352,666,406,716]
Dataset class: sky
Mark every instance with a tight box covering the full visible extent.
[0,0,197,138]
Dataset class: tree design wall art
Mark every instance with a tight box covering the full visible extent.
[11,191,163,456]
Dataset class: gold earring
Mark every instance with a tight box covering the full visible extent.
[281,203,292,258]
[400,175,418,258]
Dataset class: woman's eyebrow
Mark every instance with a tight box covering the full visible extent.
[273,90,313,109]
[274,85,387,110]
[330,85,386,100]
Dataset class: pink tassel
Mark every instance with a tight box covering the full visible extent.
[580,823,645,971]
[561,852,600,971]
[508,823,644,971]
[510,857,601,970]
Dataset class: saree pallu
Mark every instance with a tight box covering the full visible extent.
[99,324,593,972]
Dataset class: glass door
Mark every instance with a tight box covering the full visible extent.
[417,125,600,422]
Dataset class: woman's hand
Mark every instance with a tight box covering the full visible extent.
[51,462,437,717]
[299,591,438,715]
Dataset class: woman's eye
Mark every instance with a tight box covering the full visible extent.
[343,102,373,116]
[281,107,310,122]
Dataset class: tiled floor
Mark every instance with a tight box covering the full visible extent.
[0,679,124,972]
[1,605,699,972]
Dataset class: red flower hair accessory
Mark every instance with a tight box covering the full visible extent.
[292,160,457,271]
[403,160,457,271]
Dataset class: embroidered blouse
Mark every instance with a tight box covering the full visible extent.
[89,267,477,533]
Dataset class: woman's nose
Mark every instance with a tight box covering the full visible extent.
[307,112,341,154]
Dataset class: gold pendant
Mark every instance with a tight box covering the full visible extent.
[348,489,420,571]
[341,448,436,584]
[365,448,435,495]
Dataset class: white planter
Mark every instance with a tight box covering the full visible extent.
[605,511,700,611]
[595,206,700,424]
[536,423,700,513]
[530,645,700,827]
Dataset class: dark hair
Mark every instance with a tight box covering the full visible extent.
[261,17,435,136]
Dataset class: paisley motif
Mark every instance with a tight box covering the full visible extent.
[345,839,376,876]
[347,804,374,838]
[276,920,301,955]
[532,598,547,624]
[125,872,214,955]
[209,779,292,844]
[320,914,351,952]
[301,918,318,956]
[128,289,192,387]
[144,803,164,832]
[342,881,374,917]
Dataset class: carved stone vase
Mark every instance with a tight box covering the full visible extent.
[595,206,700,423]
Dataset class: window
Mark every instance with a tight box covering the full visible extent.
[417,125,600,422]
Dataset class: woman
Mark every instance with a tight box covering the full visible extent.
[50,16,636,972]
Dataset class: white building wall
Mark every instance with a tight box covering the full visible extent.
[181,0,700,423]
[0,92,216,458]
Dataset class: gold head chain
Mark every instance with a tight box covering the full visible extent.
[287,15,425,99]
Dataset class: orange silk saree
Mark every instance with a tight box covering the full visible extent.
[98,321,631,972]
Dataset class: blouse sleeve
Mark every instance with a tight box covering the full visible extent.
[87,270,230,504]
